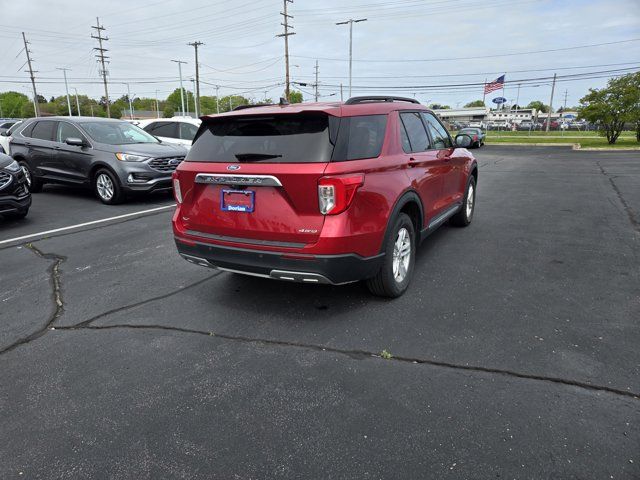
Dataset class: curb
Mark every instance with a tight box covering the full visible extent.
[485,142,640,151]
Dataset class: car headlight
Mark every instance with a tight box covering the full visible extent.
[115,153,150,162]
[4,160,20,173]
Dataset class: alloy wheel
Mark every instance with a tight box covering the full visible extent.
[21,165,31,187]
[392,227,411,283]
[96,173,114,201]
[466,183,475,219]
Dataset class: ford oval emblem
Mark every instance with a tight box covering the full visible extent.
[227,165,241,171]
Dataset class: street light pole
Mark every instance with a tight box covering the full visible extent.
[215,85,220,114]
[155,89,160,118]
[336,18,367,98]
[125,83,134,120]
[171,60,187,117]
[57,67,72,116]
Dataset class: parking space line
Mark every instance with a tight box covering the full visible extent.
[0,204,175,246]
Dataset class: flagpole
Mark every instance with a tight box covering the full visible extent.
[501,73,505,111]
[482,77,487,105]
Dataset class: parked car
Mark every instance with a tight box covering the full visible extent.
[138,117,201,149]
[517,121,533,131]
[172,96,478,297]
[0,121,23,155]
[0,152,31,219]
[457,127,485,148]
[0,120,20,136]
[11,117,188,204]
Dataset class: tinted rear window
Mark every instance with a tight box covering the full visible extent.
[331,114,387,161]
[187,114,333,163]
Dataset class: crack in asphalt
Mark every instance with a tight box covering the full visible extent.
[0,244,66,355]
[54,323,640,400]
[597,161,640,232]
[71,272,222,328]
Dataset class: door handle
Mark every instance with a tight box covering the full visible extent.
[24,142,31,146]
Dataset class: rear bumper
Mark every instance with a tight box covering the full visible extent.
[175,237,384,285]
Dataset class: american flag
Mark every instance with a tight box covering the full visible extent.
[484,75,505,94]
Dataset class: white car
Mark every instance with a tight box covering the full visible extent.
[138,117,201,149]
[0,120,23,155]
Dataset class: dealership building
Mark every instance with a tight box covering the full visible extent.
[433,107,578,125]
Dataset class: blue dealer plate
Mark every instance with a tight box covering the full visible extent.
[220,189,255,213]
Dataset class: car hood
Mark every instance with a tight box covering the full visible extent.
[98,142,188,157]
[0,152,15,168]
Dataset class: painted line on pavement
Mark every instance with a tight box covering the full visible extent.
[0,204,175,246]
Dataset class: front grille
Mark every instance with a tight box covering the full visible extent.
[148,156,185,173]
[0,171,12,191]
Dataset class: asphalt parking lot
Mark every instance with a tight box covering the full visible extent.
[0,145,638,479]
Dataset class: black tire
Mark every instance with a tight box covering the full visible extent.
[366,213,416,298]
[93,168,125,205]
[18,160,43,193]
[450,176,476,227]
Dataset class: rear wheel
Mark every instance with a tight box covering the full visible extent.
[366,213,416,298]
[18,161,43,193]
[450,176,476,227]
[94,169,124,204]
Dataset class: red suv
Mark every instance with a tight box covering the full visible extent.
[172,96,477,297]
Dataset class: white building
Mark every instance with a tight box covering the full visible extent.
[433,106,579,126]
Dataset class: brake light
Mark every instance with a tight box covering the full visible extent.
[473,135,478,141]
[173,177,183,203]
[318,174,364,215]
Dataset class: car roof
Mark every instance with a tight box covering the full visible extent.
[202,100,432,120]
[23,116,127,124]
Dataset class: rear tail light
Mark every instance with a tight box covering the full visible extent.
[318,174,364,215]
[473,135,478,141]
[173,177,183,203]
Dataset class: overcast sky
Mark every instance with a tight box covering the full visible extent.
[0,0,638,109]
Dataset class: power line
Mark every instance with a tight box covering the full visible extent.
[292,38,640,63]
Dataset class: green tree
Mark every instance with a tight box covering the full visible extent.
[289,90,303,104]
[163,106,175,118]
[166,88,194,115]
[0,91,31,118]
[464,100,485,108]
[429,103,450,110]
[579,72,640,144]
[527,101,550,113]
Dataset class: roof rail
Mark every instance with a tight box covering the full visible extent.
[232,103,274,111]
[344,96,420,105]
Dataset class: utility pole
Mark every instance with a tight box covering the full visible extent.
[190,79,196,116]
[563,89,568,110]
[276,0,295,102]
[314,60,319,102]
[188,41,204,116]
[125,83,134,120]
[215,85,220,114]
[56,68,72,116]
[91,18,110,117]
[340,83,343,102]
[73,87,80,116]
[155,90,160,118]
[21,32,39,117]
[336,18,367,98]
[515,83,521,115]
[171,60,187,116]
[546,73,557,132]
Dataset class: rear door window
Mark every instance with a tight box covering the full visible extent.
[422,112,452,149]
[331,114,387,161]
[180,122,199,141]
[399,112,429,152]
[187,114,333,163]
[147,121,178,138]
[31,121,57,141]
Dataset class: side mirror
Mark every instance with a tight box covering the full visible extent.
[454,134,473,148]
[0,132,7,137]
[65,137,85,147]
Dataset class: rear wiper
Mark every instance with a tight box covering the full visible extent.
[234,153,283,161]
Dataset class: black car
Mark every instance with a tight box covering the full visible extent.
[0,120,19,135]
[0,152,31,219]
[10,117,188,204]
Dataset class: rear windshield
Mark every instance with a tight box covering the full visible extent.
[187,114,334,163]
[186,113,388,163]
